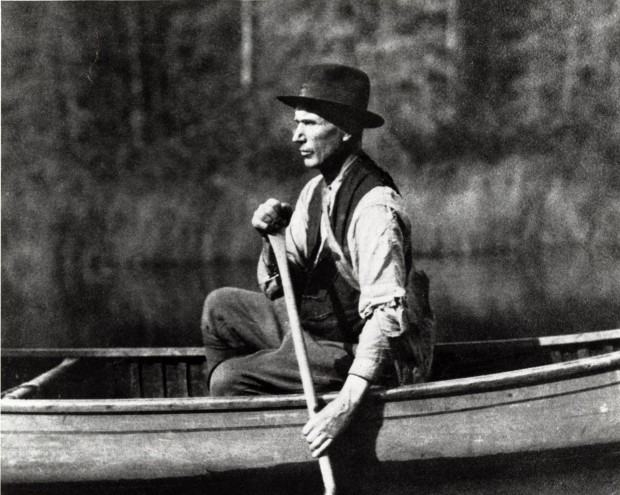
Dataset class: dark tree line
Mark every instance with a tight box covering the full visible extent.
[4,1,619,177]
[2,0,619,274]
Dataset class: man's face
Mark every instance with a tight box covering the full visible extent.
[292,109,350,169]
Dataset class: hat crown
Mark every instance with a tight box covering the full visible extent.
[297,64,370,110]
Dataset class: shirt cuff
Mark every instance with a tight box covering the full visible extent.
[348,356,384,382]
[359,289,406,317]
[360,298,409,338]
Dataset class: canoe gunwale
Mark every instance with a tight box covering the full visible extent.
[2,328,619,359]
[384,349,620,401]
[2,350,619,414]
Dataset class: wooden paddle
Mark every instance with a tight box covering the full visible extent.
[268,232,337,495]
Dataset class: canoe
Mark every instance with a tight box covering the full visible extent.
[2,329,620,492]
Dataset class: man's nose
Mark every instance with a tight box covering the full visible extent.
[292,124,304,143]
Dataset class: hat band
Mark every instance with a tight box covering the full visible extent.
[299,83,369,111]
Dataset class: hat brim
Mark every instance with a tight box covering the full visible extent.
[277,95,384,128]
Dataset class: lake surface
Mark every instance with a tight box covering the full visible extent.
[2,248,619,348]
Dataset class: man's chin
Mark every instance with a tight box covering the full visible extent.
[302,158,319,169]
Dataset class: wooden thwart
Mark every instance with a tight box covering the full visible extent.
[1,358,80,400]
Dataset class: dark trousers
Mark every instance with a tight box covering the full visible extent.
[201,287,355,396]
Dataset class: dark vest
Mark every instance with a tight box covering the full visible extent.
[298,152,399,342]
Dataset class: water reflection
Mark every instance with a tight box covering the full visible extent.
[2,249,619,348]
[427,249,620,341]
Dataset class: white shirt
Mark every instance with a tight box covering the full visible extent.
[261,154,413,382]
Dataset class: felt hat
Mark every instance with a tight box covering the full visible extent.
[277,64,384,129]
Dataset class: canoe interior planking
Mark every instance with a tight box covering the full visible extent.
[2,329,619,401]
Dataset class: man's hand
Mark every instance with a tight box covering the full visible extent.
[252,198,293,237]
[301,374,370,458]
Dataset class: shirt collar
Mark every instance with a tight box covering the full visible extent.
[324,151,359,196]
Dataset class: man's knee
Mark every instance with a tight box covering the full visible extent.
[209,359,249,396]
[201,287,238,333]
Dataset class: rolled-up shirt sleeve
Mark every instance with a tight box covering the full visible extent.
[348,304,408,381]
[351,188,409,316]
[346,187,412,382]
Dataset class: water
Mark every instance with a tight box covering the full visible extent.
[2,248,619,349]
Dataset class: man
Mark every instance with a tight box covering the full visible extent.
[201,64,434,458]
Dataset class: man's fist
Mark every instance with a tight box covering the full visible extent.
[252,198,293,236]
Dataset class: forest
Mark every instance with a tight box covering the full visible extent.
[2,0,619,312]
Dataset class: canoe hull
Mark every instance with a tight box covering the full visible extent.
[3,364,619,485]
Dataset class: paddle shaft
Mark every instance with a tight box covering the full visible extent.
[268,232,337,495]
